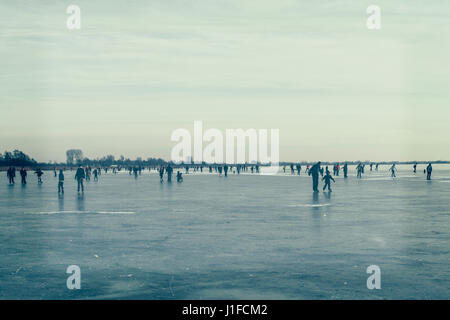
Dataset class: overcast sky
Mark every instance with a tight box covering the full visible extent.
[1,0,449,162]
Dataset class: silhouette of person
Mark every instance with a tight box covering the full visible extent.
[35,168,43,184]
[75,165,85,192]
[177,171,183,182]
[356,163,363,178]
[58,169,64,194]
[426,163,432,180]
[159,166,164,182]
[20,167,27,184]
[85,166,91,181]
[224,164,228,177]
[390,164,397,178]
[308,161,321,192]
[343,163,348,178]
[413,163,417,173]
[322,170,335,191]
[166,164,173,182]
[7,167,15,184]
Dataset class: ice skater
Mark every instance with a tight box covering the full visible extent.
[356,163,363,178]
[426,163,432,180]
[58,169,64,194]
[34,168,44,184]
[75,165,85,192]
[20,167,27,184]
[390,164,397,178]
[159,166,164,182]
[166,164,173,182]
[7,167,16,184]
[322,170,335,191]
[86,167,92,181]
[308,161,321,192]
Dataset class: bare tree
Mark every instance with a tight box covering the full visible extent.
[66,149,83,165]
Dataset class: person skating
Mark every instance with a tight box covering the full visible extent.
[58,169,64,194]
[75,165,85,192]
[20,167,27,184]
[7,167,16,184]
[308,162,321,192]
[34,168,44,184]
[322,170,335,191]
[426,163,432,180]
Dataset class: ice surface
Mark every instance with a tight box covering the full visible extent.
[0,164,449,299]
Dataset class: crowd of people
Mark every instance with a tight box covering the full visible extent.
[4,162,435,194]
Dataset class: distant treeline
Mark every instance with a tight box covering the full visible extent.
[63,149,167,168]
[0,149,168,170]
[0,150,37,167]
[70,155,167,167]
[1,149,449,170]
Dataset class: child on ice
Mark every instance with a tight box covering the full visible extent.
[322,171,335,192]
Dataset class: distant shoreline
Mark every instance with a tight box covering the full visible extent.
[1,161,449,172]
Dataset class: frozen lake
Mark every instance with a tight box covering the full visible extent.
[0,164,449,299]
